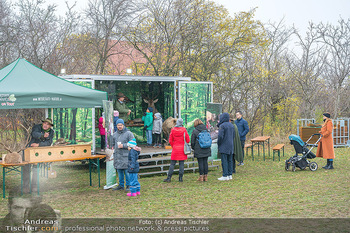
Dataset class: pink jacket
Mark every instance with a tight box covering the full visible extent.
[98,117,106,135]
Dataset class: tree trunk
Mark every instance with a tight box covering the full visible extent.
[69,108,78,142]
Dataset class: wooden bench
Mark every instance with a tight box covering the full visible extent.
[244,143,253,160]
[1,162,29,198]
[272,144,285,161]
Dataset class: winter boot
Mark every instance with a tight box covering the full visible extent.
[322,159,330,169]
[163,174,172,182]
[179,174,183,182]
[112,185,124,191]
[203,174,208,182]
[197,175,204,182]
[326,161,334,170]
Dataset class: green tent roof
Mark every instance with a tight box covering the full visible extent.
[0,59,107,109]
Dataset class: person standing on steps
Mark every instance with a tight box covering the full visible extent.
[115,93,131,123]
[152,112,163,148]
[98,112,106,152]
[142,107,154,147]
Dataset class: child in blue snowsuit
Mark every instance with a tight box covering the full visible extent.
[127,139,141,196]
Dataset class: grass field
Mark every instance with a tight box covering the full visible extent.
[1,146,349,218]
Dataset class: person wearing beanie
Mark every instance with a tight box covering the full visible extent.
[152,113,163,148]
[316,112,335,169]
[163,118,190,183]
[126,139,142,197]
[113,110,119,132]
[142,108,154,147]
[112,118,134,191]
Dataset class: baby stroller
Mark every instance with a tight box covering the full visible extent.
[285,134,322,172]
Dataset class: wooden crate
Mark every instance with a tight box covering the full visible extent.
[300,127,321,143]
[24,144,91,163]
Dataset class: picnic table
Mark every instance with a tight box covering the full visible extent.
[1,154,105,198]
[0,161,29,198]
[250,136,271,161]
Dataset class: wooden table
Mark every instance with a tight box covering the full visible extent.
[250,136,271,161]
[0,162,29,198]
[1,155,105,198]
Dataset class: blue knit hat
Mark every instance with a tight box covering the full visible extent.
[127,138,137,148]
[147,107,153,112]
[116,119,124,125]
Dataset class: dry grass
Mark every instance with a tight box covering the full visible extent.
[0,146,349,218]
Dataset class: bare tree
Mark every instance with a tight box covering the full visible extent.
[83,0,137,74]
[0,0,16,66]
[287,23,327,118]
[11,0,78,73]
[0,109,44,155]
[317,18,350,118]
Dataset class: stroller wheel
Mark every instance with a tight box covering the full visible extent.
[292,164,296,172]
[285,162,290,171]
[309,162,318,171]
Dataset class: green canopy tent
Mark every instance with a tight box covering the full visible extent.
[0,58,107,109]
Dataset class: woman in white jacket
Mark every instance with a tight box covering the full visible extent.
[152,113,163,148]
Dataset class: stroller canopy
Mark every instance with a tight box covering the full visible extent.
[289,134,305,147]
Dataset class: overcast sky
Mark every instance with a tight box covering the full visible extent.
[50,0,350,34]
[215,0,349,32]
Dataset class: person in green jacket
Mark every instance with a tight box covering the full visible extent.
[142,107,154,146]
[115,93,131,122]
[230,115,243,173]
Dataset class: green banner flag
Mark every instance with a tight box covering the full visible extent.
[103,101,118,189]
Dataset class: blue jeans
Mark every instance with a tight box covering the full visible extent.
[221,153,233,177]
[146,130,152,145]
[129,173,141,194]
[117,169,130,188]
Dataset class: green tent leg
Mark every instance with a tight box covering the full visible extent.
[89,159,92,186]
[98,158,100,187]
[21,166,23,196]
[37,164,40,196]
[3,167,5,198]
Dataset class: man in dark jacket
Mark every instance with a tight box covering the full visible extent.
[235,111,249,166]
[217,113,235,181]
[24,118,54,193]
